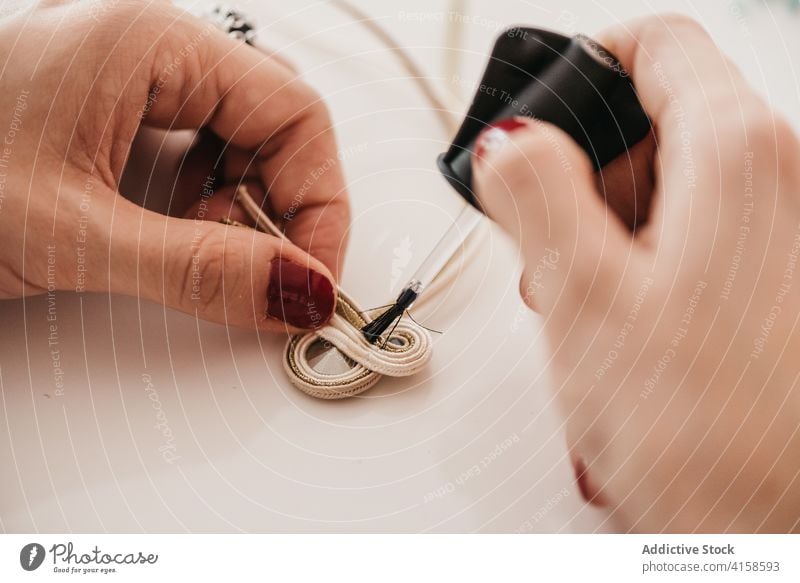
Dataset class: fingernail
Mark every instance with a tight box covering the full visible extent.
[266,258,335,330]
[473,117,528,161]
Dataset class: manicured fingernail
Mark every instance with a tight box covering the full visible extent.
[266,258,335,330]
[473,117,528,161]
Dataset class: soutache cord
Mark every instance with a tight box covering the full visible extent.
[227,186,485,399]
[207,3,485,397]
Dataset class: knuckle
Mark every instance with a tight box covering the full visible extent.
[267,77,332,133]
[640,12,709,44]
[285,78,326,114]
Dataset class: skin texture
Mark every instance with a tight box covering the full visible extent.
[0,0,349,331]
[472,14,800,532]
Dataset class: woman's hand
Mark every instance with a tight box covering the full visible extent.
[0,0,349,330]
[472,14,800,532]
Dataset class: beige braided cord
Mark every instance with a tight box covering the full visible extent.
[231,186,484,399]
[203,2,483,398]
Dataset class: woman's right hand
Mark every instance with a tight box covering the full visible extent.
[472,14,800,532]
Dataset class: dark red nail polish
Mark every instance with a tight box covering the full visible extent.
[473,117,528,160]
[266,258,335,330]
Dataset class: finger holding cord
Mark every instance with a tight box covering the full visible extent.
[133,6,350,278]
[81,7,350,330]
[62,177,335,332]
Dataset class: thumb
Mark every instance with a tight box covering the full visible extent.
[103,196,336,331]
[471,117,631,315]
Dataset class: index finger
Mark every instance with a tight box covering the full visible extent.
[136,8,349,276]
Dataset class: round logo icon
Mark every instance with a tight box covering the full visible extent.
[20,543,46,571]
